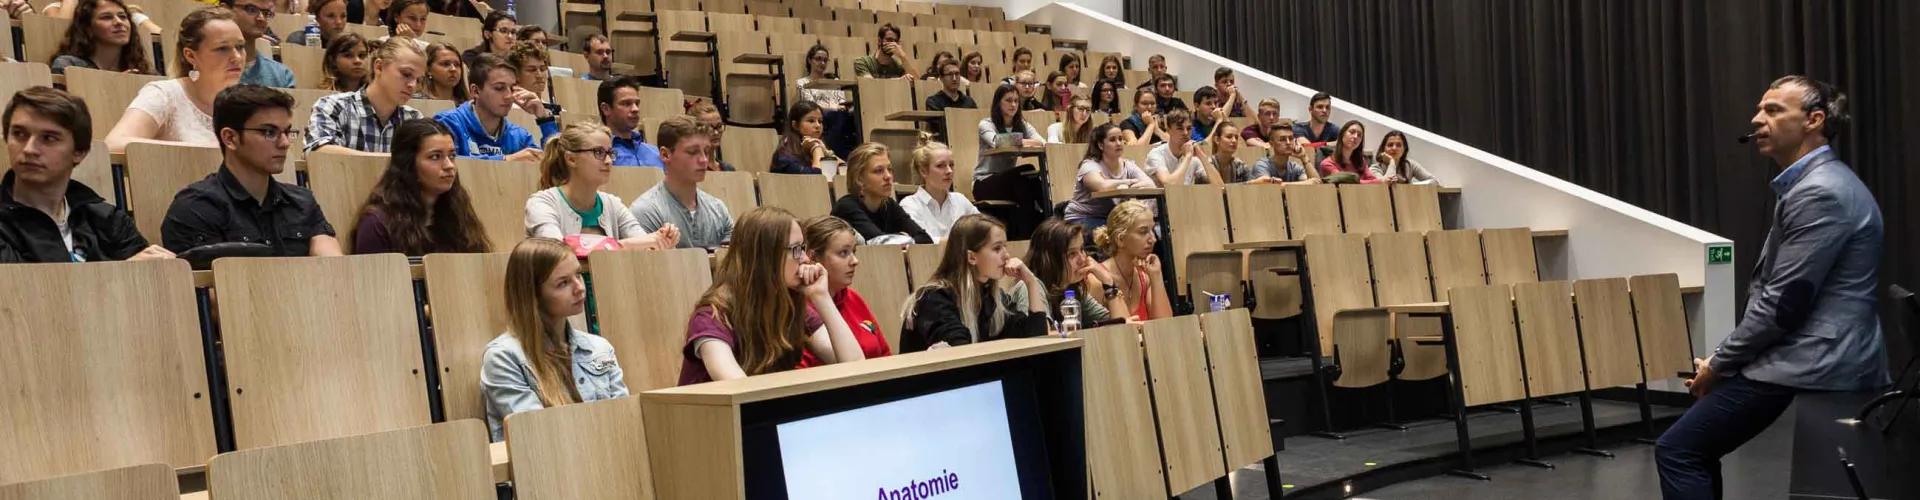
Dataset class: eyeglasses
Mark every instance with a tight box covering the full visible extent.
[493,27,516,34]
[232,3,274,19]
[569,147,612,160]
[241,126,300,141]
[787,243,807,261]
[1016,81,1038,87]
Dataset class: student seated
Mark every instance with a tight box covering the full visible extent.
[0,87,172,263]
[1064,123,1153,233]
[1371,130,1438,185]
[1250,123,1321,185]
[310,39,427,156]
[793,43,856,158]
[416,42,469,101]
[1213,67,1248,117]
[921,61,975,143]
[319,33,370,92]
[770,100,829,174]
[1096,54,1124,89]
[104,8,247,152]
[1136,54,1167,92]
[1002,47,1033,86]
[853,23,914,79]
[49,0,156,75]
[1119,89,1166,146]
[961,51,987,85]
[596,76,663,168]
[1090,78,1122,116]
[1144,109,1222,186]
[680,206,866,385]
[1047,96,1094,144]
[480,237,628,442]
[1058,53,1088,89]
[899,135,977,242]
[524,123,677,250]
[514,25,550,48]
[582,34,618,81]
[971,84,1046,233]
[1152,73,1186,112]
[1319,120,1381,184]
[898,214,1049,353]
[162,85,344,257]
[507,40,561,117]
[378,0,430,47]
[1025,218,1132,324]
[630,115,733,250]
[219,0,295,87]
[1208,122,1256,183]
[1294,92,1339,145]
[1093,201,1171,320]
[351,119,493,255]
[1012,70,1046,111]
[1241,98,1286,149]
[1040,71,1072,113]
[686,102,737,172]
[436,52,557,161]
[1189,86,1222,141]
[306,0,348,48]
[920,51,957,83]
[831,143,931,244]
[461,11,516,66]
[801,215,894,360]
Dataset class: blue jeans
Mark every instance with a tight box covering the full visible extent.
[1654,374,1798,500]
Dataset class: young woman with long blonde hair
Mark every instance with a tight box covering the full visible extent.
[1093,200,1172,321]
[480,238,627,441]
[899,214,1050,353]
[680,207,866,384]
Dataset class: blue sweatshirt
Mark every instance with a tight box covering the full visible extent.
[434,102,561,160]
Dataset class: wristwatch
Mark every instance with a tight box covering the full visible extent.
[1102,283,1121,300]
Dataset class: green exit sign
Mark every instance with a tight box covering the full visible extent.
[1707,244,1733,265]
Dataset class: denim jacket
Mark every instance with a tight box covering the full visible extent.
[481,328,629,441]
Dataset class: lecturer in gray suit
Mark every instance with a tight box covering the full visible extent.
[1655,76,1889,500]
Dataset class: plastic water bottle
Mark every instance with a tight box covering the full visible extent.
[303,15,322,47]
[1059,290,1080,336]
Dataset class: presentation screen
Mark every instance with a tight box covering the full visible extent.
[776,381,1021,500]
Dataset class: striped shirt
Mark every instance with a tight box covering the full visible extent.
[305,91,422,154]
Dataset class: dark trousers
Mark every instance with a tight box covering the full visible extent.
[823,110,858,159]
[973,171,1047,238]
[1654,374,1799,500]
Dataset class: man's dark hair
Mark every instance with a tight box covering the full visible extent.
[585,33,610,48]
[515,25,547,41]
[1309,92,1331,107]
[467,52,514,87]
[1194,86,1218,105]
[596,76,644,118]
[877,23,900,40]
[1154,72,1176,89]
[3,86,92,153]
[1213,67,1233,82]
[1769,75,1849,140]
[212,84,294,149]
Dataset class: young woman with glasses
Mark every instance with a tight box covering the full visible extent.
[680,207,867,384]
[525,122,680,251]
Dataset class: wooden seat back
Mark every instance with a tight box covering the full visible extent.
[421,253,513,423]
[207,420,494,499]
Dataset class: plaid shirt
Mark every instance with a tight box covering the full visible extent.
[305,91,422,154]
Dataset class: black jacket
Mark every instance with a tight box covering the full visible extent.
[899,285,1049,353]
[0,172,148,263]
[831,194,933,244]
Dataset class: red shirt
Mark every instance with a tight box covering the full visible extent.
[799,287,893,368]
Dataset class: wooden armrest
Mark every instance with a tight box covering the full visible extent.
[731,53,782,64]
[1263,266,1299,276]
[491,441,511,482]
[885,110,947,121]
[613,11,657,20]
[1680,285,1705,295]
[1225,239,1303,250]
[671,31,715,42]
[1437,186,1462,194]
[1531,229,1569,238]
[1387,302,1450,315]
[803,78,857,90]
[981,146,1046,157]
[561,3,599,12]
[1407,335,1445,346]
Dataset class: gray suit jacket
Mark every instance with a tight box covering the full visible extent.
[1709,148,1889,391]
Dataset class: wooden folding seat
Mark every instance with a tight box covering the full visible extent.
[1164,184,1234,300]
[1630,273,1693,381]
[1512,281,1587,397]
[757,172,833,219]
[1283,183,1342,237]
[758,14,803,33]
[1077,323,1166,496]
[0,463,178,500]
[452,157,543,251]
[603,164,664,201]
[792,4,835,22]
[302,152,390,254]
[1337,183,1394,234]
[587,248,715,390]
[122,142,225,243]
[504,397,657,500]
[722,127,779,174]
[63,68,165,147]
[1481,227,1540,285]
[700,170,760,220]
[904,243,941,288]
[207,420,493,498]
[1392,183,1443,232]
[1140,316,1229,493]
[419,253,513,422]
[850,245,912,349]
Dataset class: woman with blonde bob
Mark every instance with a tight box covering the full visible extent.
[524,122,678,250]
[899,214,1050,353]
[1093,200,1171,321]
[680,207,867,385]
[831,142,932,244]
[480,238,628,441]
[899,134,979,242]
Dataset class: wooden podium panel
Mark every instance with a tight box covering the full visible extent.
[1141,316,1227,493]
[1077,324,1165,497]
[1199,309,1275,469]
[1447,283,1527,407]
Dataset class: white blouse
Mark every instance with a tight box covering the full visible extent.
[126,79,218,147]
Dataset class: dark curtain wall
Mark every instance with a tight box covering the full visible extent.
[1127,0,1919,325]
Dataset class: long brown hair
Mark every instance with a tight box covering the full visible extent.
[906,214,1008,339]
[503,238,581,406]
[358,118,491,255]
[57,0,154,75]
[1025,218,1085,310]
[421,42,470,101]
[1063,96,1093,144]
[321,32,368,92]
[697,207,810,376]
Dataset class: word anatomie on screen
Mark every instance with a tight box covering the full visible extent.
[877,470,961,500]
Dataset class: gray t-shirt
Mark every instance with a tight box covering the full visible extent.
[1065,158,1151,221]
[629,182,733,249]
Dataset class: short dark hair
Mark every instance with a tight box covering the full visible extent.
[515,25,546,41]
[656,114,713,151]
[877,23,900,40]
[1213,67,1233,82]
[3,86,92,152]
[1012,47,1032,60]
[596,76,643,116]
[585,33,610,49]
[467,52,514,87]
[1309,92,1331,107]
[1194,86,1217,105]
[481,11,514,33]
[1769,75,1849,140]
[212,84,294,149]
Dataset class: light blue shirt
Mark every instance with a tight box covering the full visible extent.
[241,53,295,88]
[480,328,629,441]
[1769,144,1829,197]
[611,129,665,168]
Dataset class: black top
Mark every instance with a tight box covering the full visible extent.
[1157,96,1189,113]
[831,194,932,244]
[923,91,976,143]
[899,285,1049,353]
[161,165,336,257]
[0,172,148,263]
[1021,98,1047,111]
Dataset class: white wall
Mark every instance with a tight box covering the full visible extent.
[994,2,1738,361]
[954,0,1121,21]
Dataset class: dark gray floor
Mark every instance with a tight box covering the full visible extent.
[1356,405,1796,500]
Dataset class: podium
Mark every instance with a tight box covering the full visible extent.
[641,338,1087,500]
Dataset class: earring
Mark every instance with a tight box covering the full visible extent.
[189,70,200,82]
